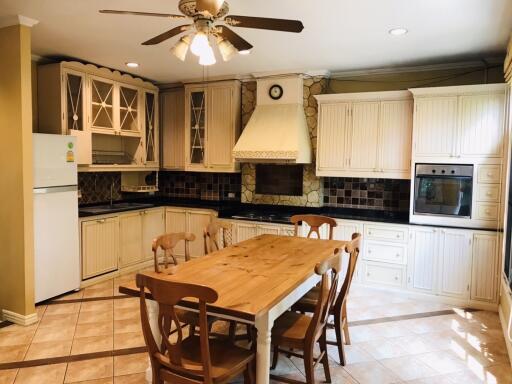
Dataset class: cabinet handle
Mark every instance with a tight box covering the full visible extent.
[366,272,370,276]
[396,253,400,258]
[396,234,400,238]
[96,219,106,224]
[368,249,372,254]
[394,276,399,281]
[487,172,493,177]
[368,231,372,235]
[486,191,492,196]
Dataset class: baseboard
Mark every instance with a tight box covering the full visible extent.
[2,309,38,326]
[80,259,154,289]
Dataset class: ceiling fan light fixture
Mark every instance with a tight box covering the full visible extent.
[190,31,210,56]
[171,35,191,61]
[199,45,217,66]
[238,49,251,55]
[389,27,408,36]
[217,37,237,62]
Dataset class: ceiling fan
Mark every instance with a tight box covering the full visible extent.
[100,0,304,66]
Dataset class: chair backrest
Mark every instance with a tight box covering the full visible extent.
[306,248,342,343]
[290,214,337,240]
[203,221,233,254]
[137,273,218,383]
[152,232,196,272]
[334,233,362,313]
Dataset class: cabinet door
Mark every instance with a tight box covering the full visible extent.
[165,209,187,257]
[119,212,143,268]
[237,223,258,242]
[144,90,159,166]
[81,217,119,279]
[118,84,141,136]
[408,227,437,293]
[279,225,295,237]
[257,224,280,236]
[161,90,185,169]
[317,103,350,171]
[333,221,363,241]
[89,76,116,132]
[186,88,207,170]
[187,210,212,258]
[207,85,233,169]
[348,102,380,171]
[379,100,413,173]
[142,209,166,261]
[413,97,458,157]
[438,229,472,299]
[471,233,499,302]
[459,93,505,157]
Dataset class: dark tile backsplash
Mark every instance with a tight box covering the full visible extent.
[323,177,410,212]
[158,171,241,201]
[78,172,122,205]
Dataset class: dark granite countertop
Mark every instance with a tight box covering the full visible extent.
[79,197,410,225]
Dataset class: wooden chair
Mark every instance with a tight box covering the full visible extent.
[152,232,196,273]
[292,233,362,366]
[203,221,233,254]
[137,273,255,384]
[270,248,343,384]
[290,214,337,239]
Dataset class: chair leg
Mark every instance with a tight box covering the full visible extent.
[229,321,237,342]
[319,332,331,383]
[189,324,196,337]
[271,344,280,370]
[303,345,315,384]
[244,362,255,384]
[334,313,346,366]
[342,320,351,345]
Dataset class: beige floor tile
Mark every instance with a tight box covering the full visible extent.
[65,357,113,383]
[344,360,401,384]
[44,303,81,316]
[113,298,139,310]
[113,307,140,322]
[113,373,145,384]
[35,305,46,319]
[77,311,113,325]
[24,340,72,360]
[87,281,113,291]
[328,344,375,365]
[380,355,438,381]
[15,363,67,384]
[38,313,78,329]
[368,321,415,338]
[83,288,114,299]
[390,335,437,355]
[113,353,148,376]
[32,325,76,343]
[113,319,142,335]
[0,329,35,347]
[0,324,37,335]
[0,369,18,384]
[68,380,112,384]
[404,374,457,383]
[74,321,113,339]
[53,290,84,301]
[358,338,409,360]
[113,332,145,350]
[0,345,29,363]
[347,325,385,344]
[80,300,113,314]
[415,350,468,375]
[71,335,113,355]
[479,364,512,384]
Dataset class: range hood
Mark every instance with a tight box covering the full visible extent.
[233,76,312,164]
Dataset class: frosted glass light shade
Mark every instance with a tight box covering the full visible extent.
[171,36,191,61]
[190,32,210,56]
[199,45,216,66]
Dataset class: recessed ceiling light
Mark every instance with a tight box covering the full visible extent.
[389,28,408,36]
[238,50,251,55]
[125,62,139,68]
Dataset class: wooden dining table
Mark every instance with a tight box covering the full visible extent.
[119,234,346,384]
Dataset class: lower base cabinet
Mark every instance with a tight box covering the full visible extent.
[81,217,119,279]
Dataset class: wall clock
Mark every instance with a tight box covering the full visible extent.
[269,84,283,100]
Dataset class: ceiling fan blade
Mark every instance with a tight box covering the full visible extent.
[225,15,304,33]
[142,25,191,45]
[218,26,253,52]
[196,0,224,16]
[99,10,185,20]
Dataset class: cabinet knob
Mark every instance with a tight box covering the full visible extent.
[487,172,493,177]
[394,276,399,280]
[368,231,372,235]
[396,234,400,238]
[486,191,492,196]
[96,219,106,224]
[485,209,491,214]
[368,249,372,254]
[396,253,400,258]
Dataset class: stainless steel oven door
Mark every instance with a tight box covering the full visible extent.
[414,164,473,218]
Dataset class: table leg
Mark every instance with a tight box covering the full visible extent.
[145,299,161,384]
[255,314,273,384]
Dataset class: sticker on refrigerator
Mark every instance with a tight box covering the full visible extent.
[66,142,75,162]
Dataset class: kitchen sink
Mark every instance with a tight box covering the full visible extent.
[79,202,155,215]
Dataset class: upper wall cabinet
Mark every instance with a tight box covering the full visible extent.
[37,61,159,171]
[410,84,507,161]
[160,80,241,173]
[315,91,413,179]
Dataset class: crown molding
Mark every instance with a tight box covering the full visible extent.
[0,15,39,29]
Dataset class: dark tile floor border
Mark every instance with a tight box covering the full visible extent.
[44,295,131,305]
[0,346,148,370]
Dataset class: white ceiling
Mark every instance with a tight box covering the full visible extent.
[1,0,512,83]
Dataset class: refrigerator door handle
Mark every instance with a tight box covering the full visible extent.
[34,185,78,194]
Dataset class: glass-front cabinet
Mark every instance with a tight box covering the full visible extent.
[144,90,159,166]
[90,75,115,132]
[119,84,140,136]
[187,88,207,169]
[63,69,86,132]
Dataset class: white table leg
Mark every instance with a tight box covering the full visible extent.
[255,314,273,384]
[145,299,161,384]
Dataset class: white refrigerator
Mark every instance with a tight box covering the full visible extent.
[33,133,80,303]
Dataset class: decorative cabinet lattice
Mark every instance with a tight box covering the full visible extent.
[189,90,207,166]
[37,61,159,171]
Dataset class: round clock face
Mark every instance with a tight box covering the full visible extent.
[269,84,283,100]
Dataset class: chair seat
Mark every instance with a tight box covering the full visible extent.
[293,287,337,316]
[272,311,312,348]
[176,308,217,326]
[160,335,254,383]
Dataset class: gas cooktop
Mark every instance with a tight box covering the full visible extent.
[231,211,292,224]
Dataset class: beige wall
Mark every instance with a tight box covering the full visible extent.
[0,24,36,317]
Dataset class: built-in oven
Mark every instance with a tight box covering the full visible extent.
[413,164,474,219]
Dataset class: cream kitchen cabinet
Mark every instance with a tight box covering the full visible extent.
[160,88,185,170]
[119,212,144,268]
[81,216,119,279]
[221,220,294,243]
[143,90,159,167]
[438,229,472,299]
[165,208,188,258]
[316,91,413,179]
[411,84,507,160]
[142,208,166,261]
[471,233,500,302]
[184,81,241,173]
[408,226,438,294]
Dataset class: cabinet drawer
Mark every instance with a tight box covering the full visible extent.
[363,262,404,287]
[364,224,408,243]
[476,203,499,221]
[477,185,500,203]
[364,241,407,265]
[477,165,501,184]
